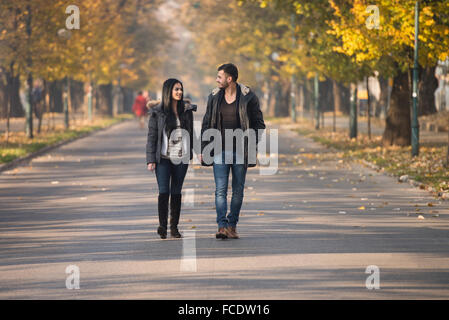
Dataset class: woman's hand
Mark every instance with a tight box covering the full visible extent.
[147,163,156,171]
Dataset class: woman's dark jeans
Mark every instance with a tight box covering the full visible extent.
[155,157,188,195]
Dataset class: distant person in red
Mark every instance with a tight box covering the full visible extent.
[132,91,148,129]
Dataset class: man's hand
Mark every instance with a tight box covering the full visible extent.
[147,163,156,171]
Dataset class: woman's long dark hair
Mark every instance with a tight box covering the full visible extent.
[162,78,185,136]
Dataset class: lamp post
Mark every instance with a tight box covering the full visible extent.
[86,46,93,122]
[350,83,358,139]
[63,77,69,129]
[314,73,320,130]
[26,3,33,138]
[290,14,296,123]
[411,0,420,157]
[57,28,72,129]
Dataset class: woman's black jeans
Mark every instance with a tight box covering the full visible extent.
[155,157,188,195]
[155,157,188,231]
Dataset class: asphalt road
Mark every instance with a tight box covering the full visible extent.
[0,108,449,299]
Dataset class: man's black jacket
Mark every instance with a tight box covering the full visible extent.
[200,83,266,168]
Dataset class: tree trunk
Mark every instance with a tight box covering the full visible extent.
[332,80,350,114]
[303,78,313,114]
[0,70,7,118]
[267,81,276,117]
[418,65,438,116]
[274,79,290,117]
[70,79,84,113]
[123,87,134,113]
[319,78,334,113]
[366,77,371,139]
[49,80,63,113]
[382,69,411,146]
[5,73,24,117]
[298,83,305,117]
[267,79,290,117]
[332,79,342,114]
[97,83,113,116]
[378,75,389,118]
[1,69,11,143]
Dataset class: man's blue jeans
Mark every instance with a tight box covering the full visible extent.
[213,151,247,228]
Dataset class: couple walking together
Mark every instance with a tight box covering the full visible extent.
[146,63,266,240]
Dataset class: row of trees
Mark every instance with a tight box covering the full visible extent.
[0,0,170,138]
[180,0,449,147]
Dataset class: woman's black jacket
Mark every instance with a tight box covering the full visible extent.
[146,101,197,164]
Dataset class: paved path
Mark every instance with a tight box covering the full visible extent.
[0,109,449,299]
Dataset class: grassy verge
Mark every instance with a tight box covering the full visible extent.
[271,116,449,194]
[0,114,133,165]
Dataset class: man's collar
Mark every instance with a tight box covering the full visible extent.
[212,83,250,96]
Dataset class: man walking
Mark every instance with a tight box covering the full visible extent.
[199,63,265,239]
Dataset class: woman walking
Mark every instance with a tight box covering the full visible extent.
[146,79,196,239]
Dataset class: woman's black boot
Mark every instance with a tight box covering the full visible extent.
[157,193,170,239]
[170,194,183,238]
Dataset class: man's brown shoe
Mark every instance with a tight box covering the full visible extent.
[226,226,240,239]
[216,227,228,240]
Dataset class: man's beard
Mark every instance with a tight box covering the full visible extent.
[218,81,228,89]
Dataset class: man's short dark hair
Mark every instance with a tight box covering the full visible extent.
[218,63,238,82]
